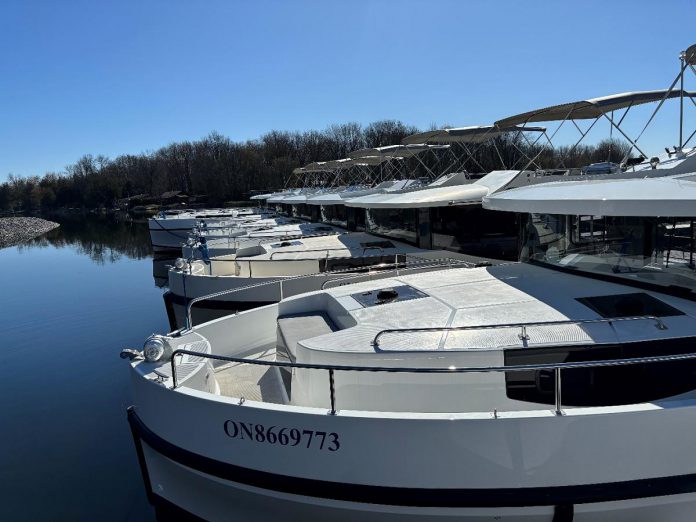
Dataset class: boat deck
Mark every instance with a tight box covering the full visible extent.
[213,348,287,404]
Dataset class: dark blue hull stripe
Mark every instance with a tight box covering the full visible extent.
[127,407,696,508]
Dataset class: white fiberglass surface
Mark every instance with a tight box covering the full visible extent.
[294,261,696,355]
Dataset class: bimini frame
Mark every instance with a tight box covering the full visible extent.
[348,144,451,181]
[496,45,696,175]
[402,124,547,175]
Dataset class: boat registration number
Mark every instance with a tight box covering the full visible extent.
[224,420,340,451]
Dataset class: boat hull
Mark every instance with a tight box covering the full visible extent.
[130,408,696,522]
[127,369,696,522]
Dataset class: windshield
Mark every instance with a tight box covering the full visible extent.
[521,214,696,296]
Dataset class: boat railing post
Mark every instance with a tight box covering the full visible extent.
[328,369,337,415]
[171,354,179,389]
[396,253,400,276]
[554,367,563,416]
[279,279,284,300]
[518,325,530,340]
[185,305,192,330]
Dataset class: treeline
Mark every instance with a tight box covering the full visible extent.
[0,119,632,212]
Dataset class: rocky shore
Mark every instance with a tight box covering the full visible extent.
[0,217,60,249]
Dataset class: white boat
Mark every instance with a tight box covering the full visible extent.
[124,44,696,521]
[124,170,696,521]
[164,230,438,329]
[181,221,339,259]
[148,208,267,252]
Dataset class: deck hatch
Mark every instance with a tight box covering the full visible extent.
[575,292,685,318]
[351,284,428,308]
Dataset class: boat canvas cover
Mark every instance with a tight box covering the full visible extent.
[496,89,696,127]
[686,43,696,65]
[250,192,278,200]
[346,171,522,209]
[348,144,448,159]
[483,173,696,216]
[402,125,545,145]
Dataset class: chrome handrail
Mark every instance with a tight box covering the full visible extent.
[320,256,474,290]
[269,247,356,260]
[183,257,476,330]
[169,348,696,416]
[372,315,668,348]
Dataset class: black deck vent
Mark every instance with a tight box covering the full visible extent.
[351,285,427,308]
[575,292,685,318]
[360,240,395,249]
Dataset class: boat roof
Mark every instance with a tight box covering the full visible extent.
[235,231,422,261]
[267,190,301,204]
[306,180,418,206]
[402,125,546,145]
[496,89,696,127]
[287,262,696,356]
[483,172,696,216]
[345,170,524,209]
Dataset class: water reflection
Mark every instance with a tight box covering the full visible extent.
[1,214,164,521]
[18,213,153,264]
[152,256,176,288]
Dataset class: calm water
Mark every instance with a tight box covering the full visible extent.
[0,215,170,521]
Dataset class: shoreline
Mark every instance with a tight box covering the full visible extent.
[0,217,60,249]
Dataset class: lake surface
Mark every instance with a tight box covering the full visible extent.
[0,215,170,521]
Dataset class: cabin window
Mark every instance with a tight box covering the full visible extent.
[321,205,347,227]
[522,214,696,296]
[366,208,417,244]
[431,206,518,260]
[505,338,696,406]
[346,207,365,231]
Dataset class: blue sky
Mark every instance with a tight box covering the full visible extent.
[0,0,693,180]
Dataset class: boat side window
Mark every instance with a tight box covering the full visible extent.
[522,214,696,293]
[321,205,347,227]
[505,338,696,407]
[431,206,518,260]
[366,208,417,244]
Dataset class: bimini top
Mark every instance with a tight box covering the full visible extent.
[348,144,448,159]
[267,190,301,204]
[402,125,545,145]
[346,170,523,209]
[496,89,696,127]
[306,180,417,206]
[250,192,279,200]
[483,172,696,216]
[686,43,696,65]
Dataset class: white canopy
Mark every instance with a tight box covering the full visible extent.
[496,89,696,127]
[346,171,522,209]
[686,43,696,65]
[302,162,333,173]
[483,173,696,216]
[348,144,449,159]
[402,125,546,145]
[353,155,401,165]
[250,192,278,200]
[323,158,355,170]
